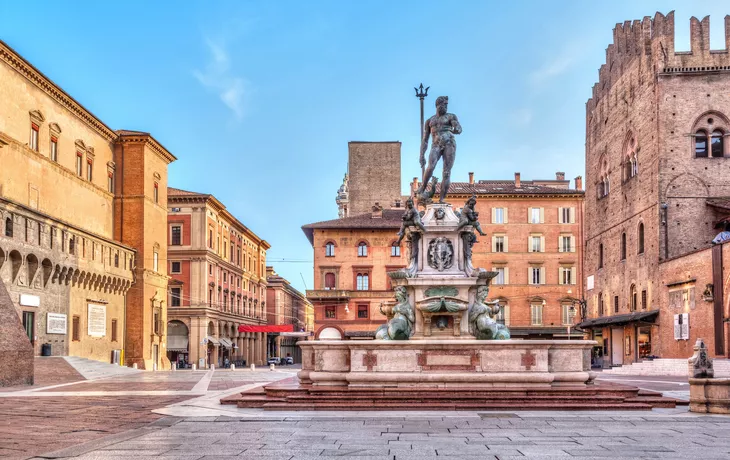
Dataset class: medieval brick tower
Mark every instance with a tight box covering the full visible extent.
[342,141,402,217]
[583,12,730,362]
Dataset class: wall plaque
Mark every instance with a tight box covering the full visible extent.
[20,294,40,307]
[47,313,67,334]
[87,304,106,337]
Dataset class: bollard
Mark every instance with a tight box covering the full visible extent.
[132,363,138,369]
[210,364,215,371]
[172,363,177,371]
[192,364,197,371]
[152,363,157,371]
[250,364,256,371]
[230,364,235,371]
[270,364,275,371]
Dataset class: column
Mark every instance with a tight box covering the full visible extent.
[246,335,252,365]
[260,332,266,364]
[210,345,219,369]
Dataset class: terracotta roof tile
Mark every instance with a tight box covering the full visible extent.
[115,129,151,136]
[167,187,208,197]
[443,181,584,196]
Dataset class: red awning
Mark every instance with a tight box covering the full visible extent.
[238,324,294,333]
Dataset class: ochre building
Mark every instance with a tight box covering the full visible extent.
[305,163,585,340]
[166,188,269,368]
[581,12,730,364]
[266,266,314,363]
[0,39,176,370]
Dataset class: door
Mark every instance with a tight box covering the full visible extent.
[152,344,159,371]
[611,327,624,366]
[22,311,35,345]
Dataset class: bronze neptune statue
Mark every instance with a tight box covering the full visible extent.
[417,96,462,203]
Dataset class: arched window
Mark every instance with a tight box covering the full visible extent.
[624,136,638,180]
[356,273,369,291]
[630,284,637,311]
[324,272,336,289]
[325,242,335,257]
[357,242,368,257]
[621,233,626,261]
[711,130,724,158]
[391,243,400,257]
[5,217,12,237]
[598,243,604,269]
[695,130,708,157]
[638,223,644,254]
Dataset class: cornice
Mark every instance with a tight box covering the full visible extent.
[0,41,117,141]
[115,133,176,164]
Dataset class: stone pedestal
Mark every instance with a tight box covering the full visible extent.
[0,282,33,386]
[689,378,730,414]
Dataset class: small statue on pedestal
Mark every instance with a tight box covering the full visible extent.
[396,197,426,244]
[375,286,415,340]
[468,285,510,340]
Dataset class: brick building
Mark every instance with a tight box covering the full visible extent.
[580,12,730,365]
[305,148,585,339]
[166,188,270,368]
[0,39,175,371]
[266,266,314,363]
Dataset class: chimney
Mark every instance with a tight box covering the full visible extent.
[514,172,521,188]
[556,172,565,181]
[468,172,474,184]
[371,203,383,218]
[575,176,583,191]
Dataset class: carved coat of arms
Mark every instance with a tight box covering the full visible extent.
[427,237,453,271]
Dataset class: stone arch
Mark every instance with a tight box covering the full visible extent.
[9,250,22,283]
[207,321,216,336]
[0,247,5,271]
[41,258,52,287]
[665,173,709,198]
[26,253,39,286]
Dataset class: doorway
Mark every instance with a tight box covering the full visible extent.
[22,311,35,345]
[152,344,159,370]
[611,327,624,366]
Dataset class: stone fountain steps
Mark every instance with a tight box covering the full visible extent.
[226,381,683,411]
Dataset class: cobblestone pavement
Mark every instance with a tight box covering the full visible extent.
[32,412,730,460]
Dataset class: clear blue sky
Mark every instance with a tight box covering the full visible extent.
[1,1,727,292]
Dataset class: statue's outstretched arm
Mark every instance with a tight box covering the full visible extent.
[451,115,462,135]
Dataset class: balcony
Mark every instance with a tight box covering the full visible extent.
[306,289,350,301]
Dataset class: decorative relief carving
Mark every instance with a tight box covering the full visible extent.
[427,237,453,271]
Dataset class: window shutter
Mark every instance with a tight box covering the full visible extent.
[504,208,508,224]
[504,305,510,325]
[491,236,496,253]
[540,236,545,252]
[540,207,545,223]
[504,267,509,285]
[558,236,563,253]
[558,207,564,224]
[571,267,577,285]
[503,235,509,252]
[528,236,532,252]
[570,207,576,224]
[528,267,533,284]
[558,268,564,285]
[540,267,546,284]
[491,208,496,223]
[570,235,576,252]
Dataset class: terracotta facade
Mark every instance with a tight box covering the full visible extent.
[266,267,314,363]
[582,13,730,363]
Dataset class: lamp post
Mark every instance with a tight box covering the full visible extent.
[414,83,429,182]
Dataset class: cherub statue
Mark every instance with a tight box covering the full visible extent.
[468,285,510,340]
[456,195,486,236]
[396,197,426,244]
[375,286,415,340]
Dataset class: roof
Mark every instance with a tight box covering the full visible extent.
[168,187,209,198]
[706,198,730,212]
[442,181,584,196]
[301,209,403,245]
[577,310,660,329]
[116,129,177,163]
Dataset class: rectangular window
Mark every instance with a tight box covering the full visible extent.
[357,304,369,319]
[231,243,234,261]
[153,251,159,272]
[531,304,543,325]
[153,311,160,335]
[494,267,505,285]
[641,290,647,310]
[76,152,83,176]
[50,137,58,162]
[325,306,336,318]
[561,236,572,252]
[170,261,181,274]
[530,208,540,224]
[87,159,93,181]
[111,319,118,342]
[171,226,181,245]
[22,311,34,344]
[494,207,504,224]
[72,316,80,341]
[209,229,213,248]
[495,236,505,253]
[391,244,400,256]
[560,266,573,285]
[614,296,619,314]
[356,273,369,291]
[107,172,114,193]
[531,236,541,252]
[495,304,506,325]
[30,123,39,151]
[171,287,181,307]
[153,183,159,204]
[561,305,575,325]
[224,272,227,282]
[561,207,571,224]
[531,267,541,285]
